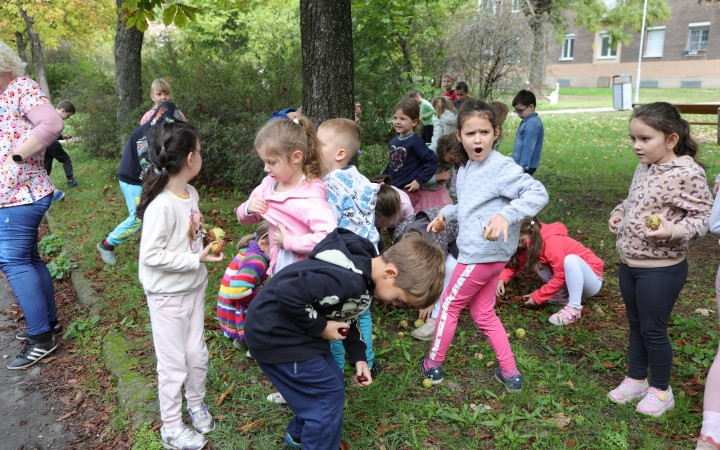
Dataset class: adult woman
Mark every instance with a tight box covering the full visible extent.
[0,40,64,369]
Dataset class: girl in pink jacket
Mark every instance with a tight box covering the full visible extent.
[237,117,336,276]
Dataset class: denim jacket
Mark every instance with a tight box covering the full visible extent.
[512,112,544,170]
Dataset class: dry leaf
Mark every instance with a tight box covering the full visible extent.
[339,440,350,450]
[102,185,111,195]
[552,413,571,428]
[695,308,712,317]
[215,415,227,420]
[216,382,235,407]
[239,419,264,432]
[56,410,78,422]
[565,380,575,389]
[151,422,163,431]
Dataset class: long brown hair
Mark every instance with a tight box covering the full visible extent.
[254,116,324,181]
[631,102,699,160]
[507,217,543,275]
[236,220,270,251]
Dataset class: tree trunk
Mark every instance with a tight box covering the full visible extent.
[527,0,552,91]
[17,9,50,99]
[299,0,354,125]
[114,0,144,126]
[15,31,29,75]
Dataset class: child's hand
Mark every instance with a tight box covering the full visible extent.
[714,182,719,195]
[354,361,372,387]
[608,215,622,234]
[645,215,673,243]
[247,197,268,215]
[273,223,288,248]
[320,321,351,340]
[62,134,72,140]
[484,215,509,242]
[404,180,421,192]
[199,243,224,263]
[426,213,446,234]
[435,169,452,184]
[522,294,537,306]
[418,304,434,321]
[496,279,505,297]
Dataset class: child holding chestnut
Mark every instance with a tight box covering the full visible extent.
[244,229,445,450]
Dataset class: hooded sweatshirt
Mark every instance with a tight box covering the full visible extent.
[499,222,604,304]
[244,229,376,365]
[430,110,458,148]
[610,156,713,268]
[237,176,337,275]
[324,166,380,245]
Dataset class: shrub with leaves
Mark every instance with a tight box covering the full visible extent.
[47,251,74,280]
[39,233,64,257]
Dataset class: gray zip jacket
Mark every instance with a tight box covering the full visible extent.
[440,150,549,264]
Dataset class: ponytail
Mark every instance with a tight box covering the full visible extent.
[631,102,700,160]
[295,116,324,181]
[507,217,543,274]
[254,115,324,181]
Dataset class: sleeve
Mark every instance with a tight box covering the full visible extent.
[342,318,367,365]
[440,203,459,223]
[25,103,63,147]
[412,140,439,185]
[710,195,720,235]
[139,203,201,273]
[517,120,540,170]
[667,168,713,244]
[530,242,567,304]
[499,250,525,283]
[283,204,337,254]
[323,177,343,224]
[431,117,441,144]
[236,184,265,225]
[496,167,549,225]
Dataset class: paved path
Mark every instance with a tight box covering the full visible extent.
[538,107,616,115]
[0,273,73,450]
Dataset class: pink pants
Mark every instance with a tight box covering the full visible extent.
[428,261,516,372]
[704,268,720,414]
[147,283,209,428]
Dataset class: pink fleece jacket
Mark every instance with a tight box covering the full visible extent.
[237,176,337,275]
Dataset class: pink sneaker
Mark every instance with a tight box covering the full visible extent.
[548,306,582,326]
[697,435,720,450]
[607,377,649,404]
[636,386,675,417]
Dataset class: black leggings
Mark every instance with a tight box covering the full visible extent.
[618,260,687,390]
[44,140,74,180]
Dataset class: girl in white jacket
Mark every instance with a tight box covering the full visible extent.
[430,96,457,150]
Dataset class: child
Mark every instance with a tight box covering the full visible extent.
[511,89,544,176]
[382,98,439,211]
[268,107,301,122]
[244,229,445,450]
[699,199,720,449]
[97,102,185,265]
[318,118,381,376]
[607,102,713,417]
[217,221,270,352]
[422,100,548,392]
[497,217,604,325]
[237,116,336,276]
[409,91,435,143]
[440,73,457,102]
[454,82,473,108]
[430,96,457,151]
[417,134,455,211]
[136,120,223,450]
[44,100,79,203]
[372,175,414,239]
[140,78,187,125]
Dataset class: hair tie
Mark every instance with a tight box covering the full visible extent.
[530,220,535,226]
[379,181,385,186]
[253,232,257,239]
[293,118,300,124]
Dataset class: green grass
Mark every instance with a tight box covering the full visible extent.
[48,106,720,449]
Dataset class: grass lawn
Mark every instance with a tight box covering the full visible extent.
[46,105,720,449]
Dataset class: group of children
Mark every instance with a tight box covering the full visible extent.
[77,75,719,449]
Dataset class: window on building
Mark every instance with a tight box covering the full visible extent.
[599,34,617,58]
[561,34,575,60]
[685,23,710,56]
[644,27,665,57]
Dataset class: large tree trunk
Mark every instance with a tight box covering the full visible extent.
[17,9,50,99]
[299,0,354,125]
[114,0,144,126]
[527,0,552,91]
[15,31,29,75]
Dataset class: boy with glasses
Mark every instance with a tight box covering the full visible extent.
[511,90,544,176]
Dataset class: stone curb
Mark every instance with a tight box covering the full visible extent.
[45,212,155,427]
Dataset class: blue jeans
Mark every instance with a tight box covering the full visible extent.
[329,308,375,369]
[107,181,142,246]
[0,194,57,336]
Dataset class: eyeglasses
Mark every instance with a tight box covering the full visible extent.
[514,106,529,115]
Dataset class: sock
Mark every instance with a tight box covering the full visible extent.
[701,411,720,441]
[102,240,115,250]
[501,368,521,378]
[28,331,52,342]
[424,357,442,370]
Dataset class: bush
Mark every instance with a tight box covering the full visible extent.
[46,252,74,280]
[39,233,64,257]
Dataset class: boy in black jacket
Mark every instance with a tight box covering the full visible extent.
[245,229,445,450]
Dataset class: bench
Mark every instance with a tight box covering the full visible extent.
[633,103,720,144]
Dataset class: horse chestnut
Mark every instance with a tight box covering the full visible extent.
[338,328,349,336]
[356,375,368,383]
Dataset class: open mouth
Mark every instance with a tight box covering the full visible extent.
[474,147,483,155]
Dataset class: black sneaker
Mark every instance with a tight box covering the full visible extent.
[418,358,443,385]
[17,323,63,341]
[494,367,524,393]
[370,359,383,380]
[7,339,58,370]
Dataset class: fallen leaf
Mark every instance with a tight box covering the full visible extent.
[151,422,163,431]
[215,415,226,420]
[375,424,400,436]
[552,413,571,428]
[239,419,264,431]
[102,185,111,195]
[56,410,78,421]
[695,308,713,317]
[216,382,235,407]
[602,361,615,369]
[340,440,350,450]
[565,380,575,389]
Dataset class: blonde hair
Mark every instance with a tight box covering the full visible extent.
[254,116,324,181]
[432,96,457,118]
[318,118,361,160]
[237,221,271,250]
[151,78,172,95]
[442,73,455,82]
[0,40,27,79]
[382,233,445,308]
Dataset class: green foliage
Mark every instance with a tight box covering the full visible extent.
[47,251,74,280]
[131,423,164,450]
[38,234,64,257]
[118,0,200,32]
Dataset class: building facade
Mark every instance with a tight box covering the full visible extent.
[546,0,720,88]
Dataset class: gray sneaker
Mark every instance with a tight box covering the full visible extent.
[410,318,436,341]
[97,241,116,265]
[161,425,207,450]
[188,403,215,434]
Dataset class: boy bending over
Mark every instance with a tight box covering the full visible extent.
[244,229,445,450]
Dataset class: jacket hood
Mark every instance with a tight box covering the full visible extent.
[439,110,457,126]
[650,155,703,174]
[310,228,376,282]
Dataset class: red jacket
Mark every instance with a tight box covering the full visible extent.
[499,222,604,304]
[442,90,458,102]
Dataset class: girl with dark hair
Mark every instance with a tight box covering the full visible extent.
[498,217,604,325]
[607,102,713,418]
[137,120,224,450]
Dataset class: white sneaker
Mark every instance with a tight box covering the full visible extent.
[410,318,436,341]
[267,392,286,404]
[160,424,207,450]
